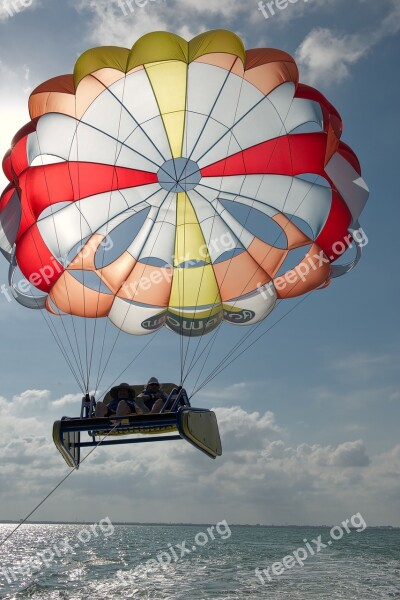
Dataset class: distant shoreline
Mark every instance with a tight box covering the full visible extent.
[0,521,398,529]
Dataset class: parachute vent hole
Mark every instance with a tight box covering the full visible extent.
[95,206,150,269]
[220,200,287,249]
[276,245,313,278]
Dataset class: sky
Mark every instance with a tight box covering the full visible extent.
[0,0,399,527]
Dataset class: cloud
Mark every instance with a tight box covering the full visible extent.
[0,389,398,525]
[72,0,200,47]
[327,351,398,388]
[52,392,86,408]
[296,28,367,85]
[261,439,371,469]
[13,389,50,407]
[329,440,370,468]
[309,350,400,410]
[71,0,258,48]
[296,0,400,85]
[331,352,393,374]
[0,61,33,190]
[201,382,262,404]
[0,390,50,421]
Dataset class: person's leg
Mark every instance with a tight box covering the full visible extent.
[116,400,136,416]
[95,402,110,417]
[134,396,150,415]
[150,398,164,414]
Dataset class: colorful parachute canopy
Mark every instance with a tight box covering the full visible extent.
[0,30,368,338]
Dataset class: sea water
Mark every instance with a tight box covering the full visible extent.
[0,523,399,599]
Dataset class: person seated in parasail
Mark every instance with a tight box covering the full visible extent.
[134,377,168,414]
[95,382,137,417]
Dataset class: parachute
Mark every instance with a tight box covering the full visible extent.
[0,31,369,464]
[0,30,368,339]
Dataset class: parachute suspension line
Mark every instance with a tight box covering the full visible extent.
[181,157,270,387]
[9,228,86,391]
[179,59,220,386]
[182,92,277,385]
[50,106,105,391]
[186,184,324,394]
[81,60,170,389]
[191,292,312,399]
[21,132,88,390]
[25,293,86,394]
[179,195,186,385]
[81,69,175,393]
[179,66,190,385]
[38,310,86,394]
[181,61,236,169]
[181,81,286,385]
[183,91,323,390]
[187,176,321,393]
[93,325,108,396]
[176,161,186,384]
[97,329,162,403]
[92,184,165,394]
[73,93,91,393]
[186,170,322,394]
[39,108,92,387]
[179,58,246,381]
[190,298,283,397]
[94,188,174,394]
[188,324,221,395]
[69,79,133,391]
[92,57,194,392]
[0,422,119,550]
[86,75,128,392]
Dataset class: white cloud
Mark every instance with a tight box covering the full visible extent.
[201,382,262,403]
[296,0,400,85]
[13,389,50,407]
[0,390,398,525]
[73,0,195,46]
[217,405,282,437]
[331,352,393,374]
[261,439,371,469]
[52,392,86,408]
[329,440,370,468]
[0,61,33,190]
[327,351,398,389]
[71,0,255,48]
[296,28,368,86]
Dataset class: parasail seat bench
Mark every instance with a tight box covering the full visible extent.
[53,384,222,468]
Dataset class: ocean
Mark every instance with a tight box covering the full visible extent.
[0,523,399,599]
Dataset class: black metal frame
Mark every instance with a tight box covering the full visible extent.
[53,387,222,467]
[59,386,191,447]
